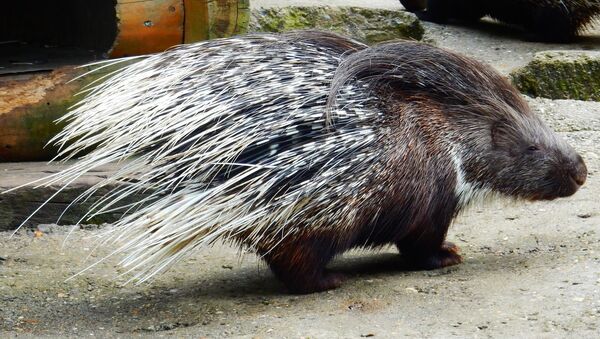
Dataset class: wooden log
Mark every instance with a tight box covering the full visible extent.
[1,1,248,60]
[0,1,249,162]
[204,0,250,40]
[184,0,250,42]
[0,63,135,162]
[184,0,211,42]
[110,0,249,57]
[110,0,185,58]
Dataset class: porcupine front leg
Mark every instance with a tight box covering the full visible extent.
[259,233,344,294]
[395,216,462,270]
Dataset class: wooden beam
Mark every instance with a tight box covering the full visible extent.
[110,0,185,57]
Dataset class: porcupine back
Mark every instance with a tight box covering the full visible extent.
[25,32,387,282]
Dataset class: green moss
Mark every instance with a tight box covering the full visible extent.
[249,6,424,44]
[511,51,600,101]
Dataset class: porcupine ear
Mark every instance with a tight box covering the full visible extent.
[325,45,411,125]
[326,41,472,120]
[490,118,514,150]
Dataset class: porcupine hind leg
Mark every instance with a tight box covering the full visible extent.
[259,233,345,294]
[395,215,462,270]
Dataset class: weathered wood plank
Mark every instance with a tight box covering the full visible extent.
[184,0,210,42]
[207,0,250,39]
[185,0,249,42]
[0,162,147,231]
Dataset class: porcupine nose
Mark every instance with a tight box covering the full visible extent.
[571,155,587,187]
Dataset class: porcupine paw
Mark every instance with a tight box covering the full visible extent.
[405,241,463,270]
[317,271,345,291]
[285,271,345,294]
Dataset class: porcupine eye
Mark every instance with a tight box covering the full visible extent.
[527,145,540,152]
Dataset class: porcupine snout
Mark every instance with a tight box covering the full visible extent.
[560,153,587,197]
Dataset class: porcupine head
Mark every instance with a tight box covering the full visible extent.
[472,113,587,201]
[441,82,588,203]
[332,40,588,209]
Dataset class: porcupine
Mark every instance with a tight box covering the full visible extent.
[20,31,587,294]
[399,0,600,42]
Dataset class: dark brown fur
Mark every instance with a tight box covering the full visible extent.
[250,33,587,294]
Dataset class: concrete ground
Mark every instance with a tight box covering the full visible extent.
[1,0,600,337]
